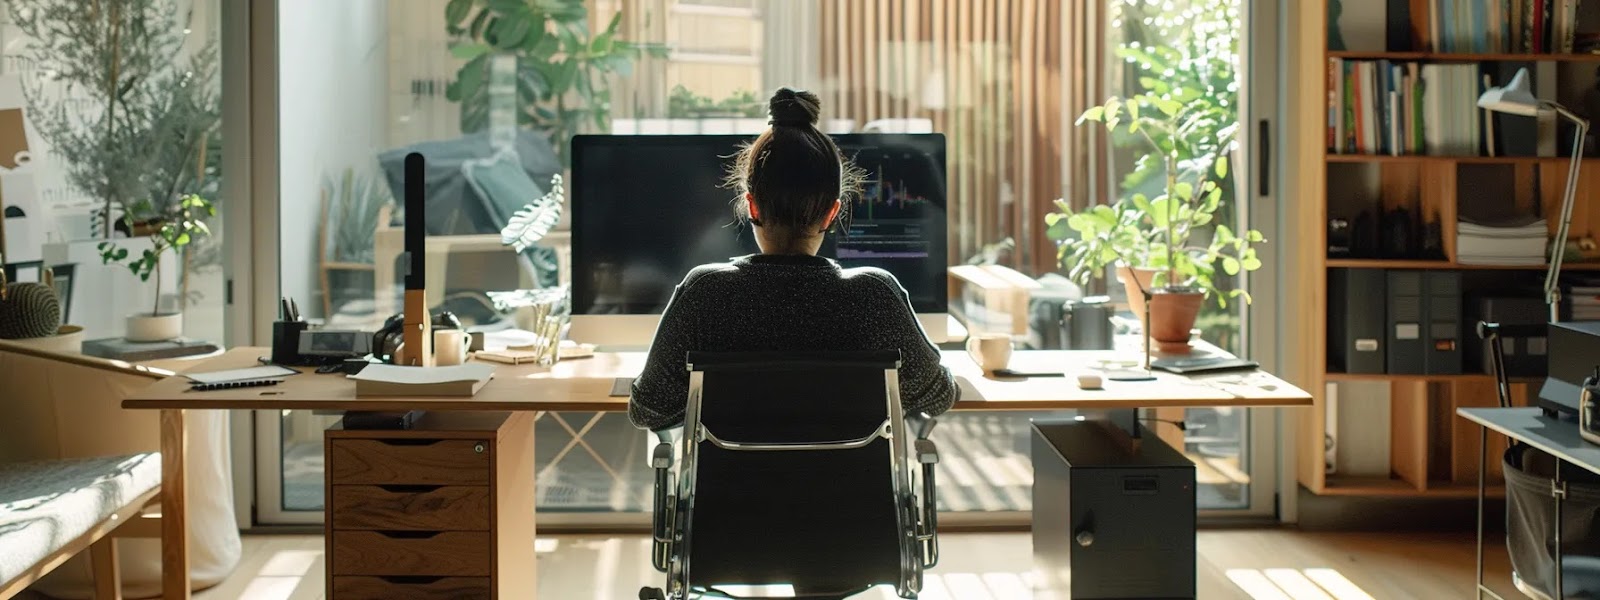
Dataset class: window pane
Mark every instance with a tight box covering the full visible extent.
[0,0,226,350]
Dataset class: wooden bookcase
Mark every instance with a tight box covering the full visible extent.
[1301,1,1600,498]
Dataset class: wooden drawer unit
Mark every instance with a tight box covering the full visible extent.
[328,439,491,485]
[332,576,492,600]
[326,412,535,599]
[330,485,492,531]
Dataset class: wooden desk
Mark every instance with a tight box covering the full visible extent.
[125,346,1310,599]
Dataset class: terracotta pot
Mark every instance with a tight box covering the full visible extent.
[1149,290,1205,354]
[126,312,183,342]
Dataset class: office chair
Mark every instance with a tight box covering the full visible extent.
[640,351,941,600]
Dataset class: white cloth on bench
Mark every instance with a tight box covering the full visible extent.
[0,454,160,586]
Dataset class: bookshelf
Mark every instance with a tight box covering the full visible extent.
[1303,0,1600,498]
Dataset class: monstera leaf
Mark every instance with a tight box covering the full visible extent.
[501,174,564,252]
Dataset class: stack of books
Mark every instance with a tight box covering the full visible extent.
[1570,285,1600,320]
[1457,215,1550,265]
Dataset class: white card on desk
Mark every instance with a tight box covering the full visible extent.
[187,365,298,384]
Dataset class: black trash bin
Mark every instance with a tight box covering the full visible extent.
[1504,444,1600,599]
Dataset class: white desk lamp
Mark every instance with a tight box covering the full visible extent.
[1478,67,1590,322]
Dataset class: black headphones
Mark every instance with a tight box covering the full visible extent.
[372,310,463,364]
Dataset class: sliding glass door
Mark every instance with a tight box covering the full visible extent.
[254,0,1287,525]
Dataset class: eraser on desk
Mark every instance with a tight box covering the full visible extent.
[1077,374,1103,390]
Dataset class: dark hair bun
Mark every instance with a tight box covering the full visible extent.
[768,87,821,126]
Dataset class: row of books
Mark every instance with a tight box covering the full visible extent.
[1327,59,1554,156]
[1414,0,1587,54]
[1327,59,1485,155]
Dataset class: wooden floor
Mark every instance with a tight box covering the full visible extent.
[187,529,1518,599]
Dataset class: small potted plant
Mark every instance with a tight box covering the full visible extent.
[98,194,215,342]
[1047,92,1265,353]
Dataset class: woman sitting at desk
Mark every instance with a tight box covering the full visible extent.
[628,88,959,430]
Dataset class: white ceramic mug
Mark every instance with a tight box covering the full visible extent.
[433,329,470,366]
[966,333,1013,373]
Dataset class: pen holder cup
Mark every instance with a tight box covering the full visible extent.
[272,320,309,365]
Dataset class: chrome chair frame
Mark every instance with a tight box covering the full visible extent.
[643,356,941,600]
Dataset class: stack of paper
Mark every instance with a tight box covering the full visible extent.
[1571,286,1600,321]
[350,363,495,397]
[1457,216,1549,266]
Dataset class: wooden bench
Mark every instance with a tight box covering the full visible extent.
[0,454,162,600]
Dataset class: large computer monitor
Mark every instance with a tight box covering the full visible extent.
[569,133,950,346]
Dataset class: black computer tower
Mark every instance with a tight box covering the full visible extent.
[1387,270,1427,374]
[1032,420,1196,600]
[1328,269,1386,374]
[1425,271,1463,374]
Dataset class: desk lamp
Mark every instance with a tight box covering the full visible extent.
[1478,67,1590,322]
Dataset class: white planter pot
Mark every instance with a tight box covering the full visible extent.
[9,325,85,354]
[126,313,183,342]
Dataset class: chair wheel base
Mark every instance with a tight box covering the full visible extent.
[639,587,667,600]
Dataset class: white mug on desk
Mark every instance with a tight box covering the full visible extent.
[433,329,470,366]
[966,333,1013,374]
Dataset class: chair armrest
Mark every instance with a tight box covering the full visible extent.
[651,442,674,469]
[915,438,939,465]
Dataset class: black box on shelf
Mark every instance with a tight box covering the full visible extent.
[1467,296,1548,378]
[1328,269,1387,374]
[1387,270,1427,374]
[1425,271,1463,375]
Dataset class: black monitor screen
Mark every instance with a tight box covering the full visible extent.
[571,134,948,315]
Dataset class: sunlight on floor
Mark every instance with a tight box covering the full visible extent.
[1228,568,1376,600]
[230,549,319,600]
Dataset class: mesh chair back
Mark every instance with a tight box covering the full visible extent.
[683,351,906,593]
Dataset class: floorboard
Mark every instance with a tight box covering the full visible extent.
[166,529,1519,599]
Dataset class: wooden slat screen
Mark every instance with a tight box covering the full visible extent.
[816,0,1088,274]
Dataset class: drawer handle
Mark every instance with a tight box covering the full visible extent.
[473,443,486,454]
[375,439,443,447]
[377,531,442,540]
[378,576,447,585]
[376,484,444,494]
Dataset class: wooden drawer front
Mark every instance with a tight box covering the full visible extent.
[332,531,492,577]
[332,576,491,600]
[329,439,490,485]
[330,485,491,531]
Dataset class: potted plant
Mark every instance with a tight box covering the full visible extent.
[97,194,215,342]
[443,0,667,163]
[1047,92,1265,353]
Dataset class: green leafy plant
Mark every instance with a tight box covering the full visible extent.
[666,85,764,118]
[12,0,221,239]
[1047,91,1263,308]
[444,0,666,160]
[97,194,215,317]
[324,168,393,265]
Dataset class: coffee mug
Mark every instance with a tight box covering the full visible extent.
[966,333,1013,373]
[434,329,471,366]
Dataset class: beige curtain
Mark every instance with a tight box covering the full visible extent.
[816,0,1094,274]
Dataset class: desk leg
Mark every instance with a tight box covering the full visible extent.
[161,409,190,600]
[1476,426,1496,600]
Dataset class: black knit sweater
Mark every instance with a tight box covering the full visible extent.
[628,254,959,430]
